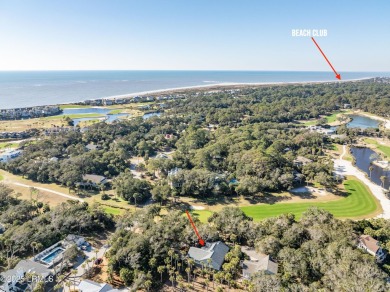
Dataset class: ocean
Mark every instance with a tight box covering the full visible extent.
[0,71,389,109]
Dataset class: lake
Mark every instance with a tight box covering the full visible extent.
[347,114,380,129]
[350,147,389,189]
[62,108,130,126]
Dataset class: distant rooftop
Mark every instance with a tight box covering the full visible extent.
[82,174,107,184]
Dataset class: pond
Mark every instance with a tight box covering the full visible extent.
[62,107,130,125]
[350,147,390,189]
[347,114,380,129]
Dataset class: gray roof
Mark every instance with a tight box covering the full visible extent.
[82,174,107,184]
[242,256,278,277]
[0,259,52,285]
[241,246,278,277]
[86,144,99,151]
[188,241,229,270]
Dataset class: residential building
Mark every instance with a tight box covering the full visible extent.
[0,260,53,292]
[85,143,100,151]
[167,167,182,188]
[64,234,87,247]
[344,103,352,109]
[81,174,108,187]
[49,157,59,162]
[188,241,229,271]
[293,156,313,167]
[0,149,22,163]
[358,235,387,263]
[77,279,119,292]
[241,246,278,279]
[102,99,113,106]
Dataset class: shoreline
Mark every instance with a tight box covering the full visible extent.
[60,77,374,106]
[352,110,390,129]
[0,77,375,113]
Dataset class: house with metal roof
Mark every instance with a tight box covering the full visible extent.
[241,246,278,278]
[0,260,52,292]
[188,241,229,271]
[77,279,119,292]
[358,235,387,263]
[79,174,108,188]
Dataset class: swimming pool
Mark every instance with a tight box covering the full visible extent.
[41,247,65,264]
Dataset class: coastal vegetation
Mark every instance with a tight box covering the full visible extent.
[1,80,390,290]
[106,206,389,291]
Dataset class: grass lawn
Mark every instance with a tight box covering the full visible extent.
[192,210,213,222]
[325,112,340,123]
[103,206,125,215]
[364,138,390,158]
[0,174,3,181]
[194,178,381,222]
[302,120,319,126]
[0,142,19,149]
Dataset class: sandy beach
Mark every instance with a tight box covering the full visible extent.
[100,77,374,102]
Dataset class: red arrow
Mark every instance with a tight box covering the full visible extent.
[185,210,205,246]
[311,37,341,80]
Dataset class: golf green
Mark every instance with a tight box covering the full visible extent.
[193,178,381,222]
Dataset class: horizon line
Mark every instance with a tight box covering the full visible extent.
[0,69,389,73]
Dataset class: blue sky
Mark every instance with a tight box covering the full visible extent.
[0,0,389,71]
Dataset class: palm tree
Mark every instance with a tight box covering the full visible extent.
[53,283,62,291]
[185,267,191,283]
[81,263,87,275]
[206,258,212,270]
[224,272,233,289]
[65,281,71,292]
[369,165,374,178]
[133,192,141,208]
[71,269,77,291]
[157,265,165,282]
[144,280,152,292]
[380,175,386,188]
[30,242,38,256]
[169,275,175,288]
[173,253,179,270]
[168,249,174,266]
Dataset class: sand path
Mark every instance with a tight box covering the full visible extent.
[9,182,84,202]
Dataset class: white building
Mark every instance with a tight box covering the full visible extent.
[358,235,387,263]
[0,149,22,163]
[78,279,119,292]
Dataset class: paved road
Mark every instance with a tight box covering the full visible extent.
[9,182,84,202]
[334,145,390,219]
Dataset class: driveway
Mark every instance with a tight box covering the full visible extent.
[62,244,110,292]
